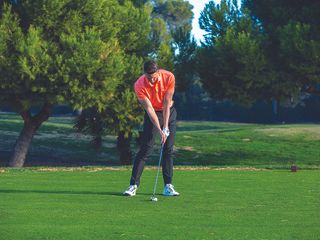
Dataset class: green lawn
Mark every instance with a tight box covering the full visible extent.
[0,169,319,240]
[175,121,320,169]
[1,114,319,239]
[0,114,319,169]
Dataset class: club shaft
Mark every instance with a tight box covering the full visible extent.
[152,144,164,197]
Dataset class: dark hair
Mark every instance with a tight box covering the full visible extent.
[144,60,158,74]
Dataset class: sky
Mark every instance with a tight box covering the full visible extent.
[188,0,219,43]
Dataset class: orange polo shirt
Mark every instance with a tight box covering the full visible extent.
[134,69,175,111]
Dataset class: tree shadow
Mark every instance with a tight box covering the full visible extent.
[0,189,123,197]
[174,148,293,166]
[0,189,124,196]
[176,124,244,133]
[0,150,120,167]
[0,189,156,199]
[177,125,221,132]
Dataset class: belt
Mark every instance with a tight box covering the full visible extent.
[155,105,175,113]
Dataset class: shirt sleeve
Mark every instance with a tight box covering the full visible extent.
[134,82,147,100]
[166,74,175,92]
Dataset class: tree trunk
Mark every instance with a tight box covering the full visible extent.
[8,102,53,168]
[8,120,38,167]
[117,131,132,165]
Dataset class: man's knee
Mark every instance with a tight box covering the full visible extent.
[163,146,174,157]
[137,143,154,159]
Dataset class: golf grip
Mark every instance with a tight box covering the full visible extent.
[152,143,164,197]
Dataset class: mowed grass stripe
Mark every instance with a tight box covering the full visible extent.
[1,114,319,168]
[0,169,319,240]
[175,122,320,168]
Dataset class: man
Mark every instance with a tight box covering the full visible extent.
[123,60,180,197]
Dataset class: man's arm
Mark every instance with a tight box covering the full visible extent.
[162,88,174,134]
[138,98,166,143]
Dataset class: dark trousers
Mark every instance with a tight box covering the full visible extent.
[130,107,177,187]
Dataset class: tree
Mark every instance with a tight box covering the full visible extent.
[74,86,144,165]
[150,16,174,70]
[74,0,195,165]
[152,0,193,33]
[199,0,240,45]
[197,0,271,105]
[172,27,197,91]
[242,0,320,31]
[0,0,125,167]
[75,0,150,165]
[150,0,194,71]
[243,0,320,102]
[110,1,151,164]
[151,0,196,99]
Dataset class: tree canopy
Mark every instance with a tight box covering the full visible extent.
[74,0,195,164]
[0,0,147,167]
[197,0,320,105]
[197,0,270,104]
[243,0,320,101]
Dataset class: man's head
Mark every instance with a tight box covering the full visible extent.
[144,60,159,83]
[144,60,158,74]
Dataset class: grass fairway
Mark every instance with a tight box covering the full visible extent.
[1,114,320,169]
[0,169,319,240]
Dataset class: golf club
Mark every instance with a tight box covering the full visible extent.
[150,143,164,202]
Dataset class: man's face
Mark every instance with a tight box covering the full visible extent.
[145,71,159,84]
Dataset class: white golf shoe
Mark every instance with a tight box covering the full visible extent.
[163,184,180,196]
[123,185,137,196]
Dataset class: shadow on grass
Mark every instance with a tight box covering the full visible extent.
[0,189,124,196]
[0,189,155,197]
[0,150,120,167]
[1,148,294,168]
[174,149,293,166]
[177,125,221,132]
[176,125,244,133]
[0,120,23,132]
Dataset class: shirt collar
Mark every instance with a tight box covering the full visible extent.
[144,73,161,87]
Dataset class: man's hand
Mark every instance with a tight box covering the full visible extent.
[137,98,171,144]
[159,127,170,144]
[162,127,170,137]
[158,128,166,144]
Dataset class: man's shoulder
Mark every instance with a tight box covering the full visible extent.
[134,75,146,88]
[159,69,174,78]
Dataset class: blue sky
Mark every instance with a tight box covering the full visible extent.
[188,0,218,43]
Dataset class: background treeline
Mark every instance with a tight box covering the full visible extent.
[1,0,319,167]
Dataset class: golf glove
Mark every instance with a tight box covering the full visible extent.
[162,127,170,137]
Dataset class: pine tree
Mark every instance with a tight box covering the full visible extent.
[197,0,270,104]
[243,0,320,102]
[74,0,150,165]
[0,0,125,167]
[74,0,195,165]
